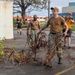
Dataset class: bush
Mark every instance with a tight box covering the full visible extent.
[71,24,75,31]
[13,19,17,28]
[22,24,28,28]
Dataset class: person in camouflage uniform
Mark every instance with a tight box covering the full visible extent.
[27,15,40,46]
[38,7,68,67]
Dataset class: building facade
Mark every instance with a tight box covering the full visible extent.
[61,2,75,20]
[0,0,13,40]
[69,2,75,6]
[62,2,75,13]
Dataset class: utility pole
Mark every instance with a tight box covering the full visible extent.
[48,0,50,18]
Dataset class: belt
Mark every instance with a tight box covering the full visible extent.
[50,32,57,34]
[31,29,38,30]
[50,32,61,34]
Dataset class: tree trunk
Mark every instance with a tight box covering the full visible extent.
[21,8,26,24]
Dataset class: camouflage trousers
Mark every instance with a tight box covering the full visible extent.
[47,32,63,58]
[30,29,39,44]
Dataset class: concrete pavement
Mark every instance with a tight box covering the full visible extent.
[0,29,75,75]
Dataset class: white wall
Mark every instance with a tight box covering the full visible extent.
[62,6,75,13]
[0,1,13,40]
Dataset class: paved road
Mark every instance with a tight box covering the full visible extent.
[0,29,75,75]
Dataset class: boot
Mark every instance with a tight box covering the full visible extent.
[20,31,22,35]
[58,57,62,64]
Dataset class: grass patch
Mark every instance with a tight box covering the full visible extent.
[13,19,46,28]
[13,19,75,31]
[22,24,28,28]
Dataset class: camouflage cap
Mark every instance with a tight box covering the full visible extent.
[51,7,59,12]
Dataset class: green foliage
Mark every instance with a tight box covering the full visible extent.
[11,45,16,51]
[13,21,75,31]
[13,21,48,28]
[0,43,4,50]
[71,24,75,31]
[22,24,28,28]
[0,43,4,56]
[13,19,17,28]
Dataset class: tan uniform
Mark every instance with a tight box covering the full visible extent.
[27,20,40,44]
[42,16,65,58]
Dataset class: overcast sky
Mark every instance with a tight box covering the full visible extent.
[29,0,75,16]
